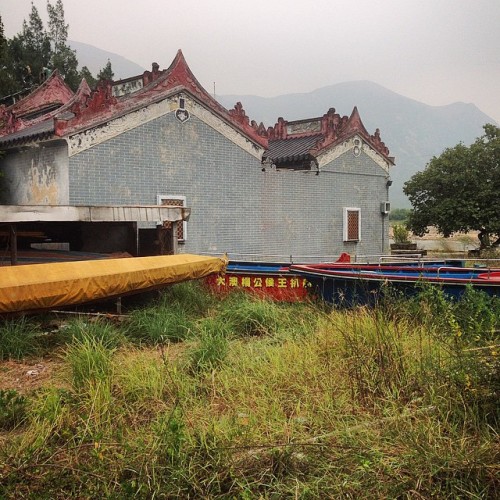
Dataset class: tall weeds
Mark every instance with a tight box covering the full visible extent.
[0,282,498,498]
[0,317,41,359]
[57,317,124,349]
[124,281,215,344]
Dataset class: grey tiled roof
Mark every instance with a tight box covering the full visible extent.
[0,119,55,147]
[266,134,322,164]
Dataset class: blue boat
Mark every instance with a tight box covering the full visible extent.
[289,262,500,305]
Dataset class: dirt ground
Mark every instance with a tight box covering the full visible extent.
[0,341,185,395]
[0,356,63,394]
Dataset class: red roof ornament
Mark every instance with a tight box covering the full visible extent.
[265,105,393,165]
[0,50,391,163]
[0,70,74,137]
[53,49,268,148]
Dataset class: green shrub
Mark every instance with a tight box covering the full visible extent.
[392,223,410,244]
[452,285,498,342]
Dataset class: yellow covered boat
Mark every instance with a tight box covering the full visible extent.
[0,254,227,314]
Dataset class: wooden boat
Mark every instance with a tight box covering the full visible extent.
[205,254,463,302]
[290,261,500,306]
[0,254,227,314]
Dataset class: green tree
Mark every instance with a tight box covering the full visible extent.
[46,0,67,53]
[7,3,51,91]
[0,16,19,100]
[0,1,84,99]
[404,124,500,249]
[97,59,114,81]
[79,66,97,89]
[389,208,411,222]
[47,0,79,89]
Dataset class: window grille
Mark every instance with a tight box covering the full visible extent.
[344,208,361,242]
[157,195,187,242]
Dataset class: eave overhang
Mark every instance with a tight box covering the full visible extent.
[0,204,191,223]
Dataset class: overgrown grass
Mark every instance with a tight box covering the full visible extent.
[64,333,115,390]
[0,389,28,430]
[185,317,230,373]
[0,281,498,498]
[125,306,194,344]
[0,317,41,359]
[217,292,282,337]
[56,317,125,348]
[123,281,215,344]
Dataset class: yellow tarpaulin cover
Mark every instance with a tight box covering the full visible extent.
[0,254,227,314]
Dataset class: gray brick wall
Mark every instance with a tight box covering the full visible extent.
[65,112,391,259]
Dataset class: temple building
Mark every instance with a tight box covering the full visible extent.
[0,50,394,260]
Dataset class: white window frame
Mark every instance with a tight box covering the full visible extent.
[343,207,361,242]
[157,195,187,242]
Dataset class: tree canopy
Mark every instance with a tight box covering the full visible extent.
[404,124,500,249]
[0,3,115,102]
[97,60,114,81]
[1,5,51,99]
[46,0,80,89]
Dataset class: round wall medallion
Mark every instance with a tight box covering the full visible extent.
[175,108,190,122]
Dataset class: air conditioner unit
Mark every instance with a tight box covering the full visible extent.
[380,201,391,214]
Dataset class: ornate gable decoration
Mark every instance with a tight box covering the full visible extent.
[175,97,190,123]
[263,107,394,169]
[53,50,268,151]
[175,108,190,122]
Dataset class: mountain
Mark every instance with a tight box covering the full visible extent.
[218,83,496,207]
[69,40,145,80]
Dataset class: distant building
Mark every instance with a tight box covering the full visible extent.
[0,50,394,260]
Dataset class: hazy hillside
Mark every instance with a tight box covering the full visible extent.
[69,40,145,80]
[219,83,496,207]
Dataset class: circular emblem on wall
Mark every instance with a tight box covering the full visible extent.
[175,108,190,123]
[353,137,361,157]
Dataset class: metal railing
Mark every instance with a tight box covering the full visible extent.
[197,251,500,270]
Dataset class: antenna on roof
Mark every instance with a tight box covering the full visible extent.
[213,82,216,99]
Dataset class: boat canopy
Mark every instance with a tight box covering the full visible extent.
[0,253,227,313]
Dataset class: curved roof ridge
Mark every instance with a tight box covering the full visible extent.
[0,70,75,137]
[6,70,74,117]
[52,50,268,148]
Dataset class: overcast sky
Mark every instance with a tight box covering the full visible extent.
[2,0,500,122]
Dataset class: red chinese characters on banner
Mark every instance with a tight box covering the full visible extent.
[206,273,312,301]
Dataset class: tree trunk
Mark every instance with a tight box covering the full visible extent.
[478,230,491,249]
